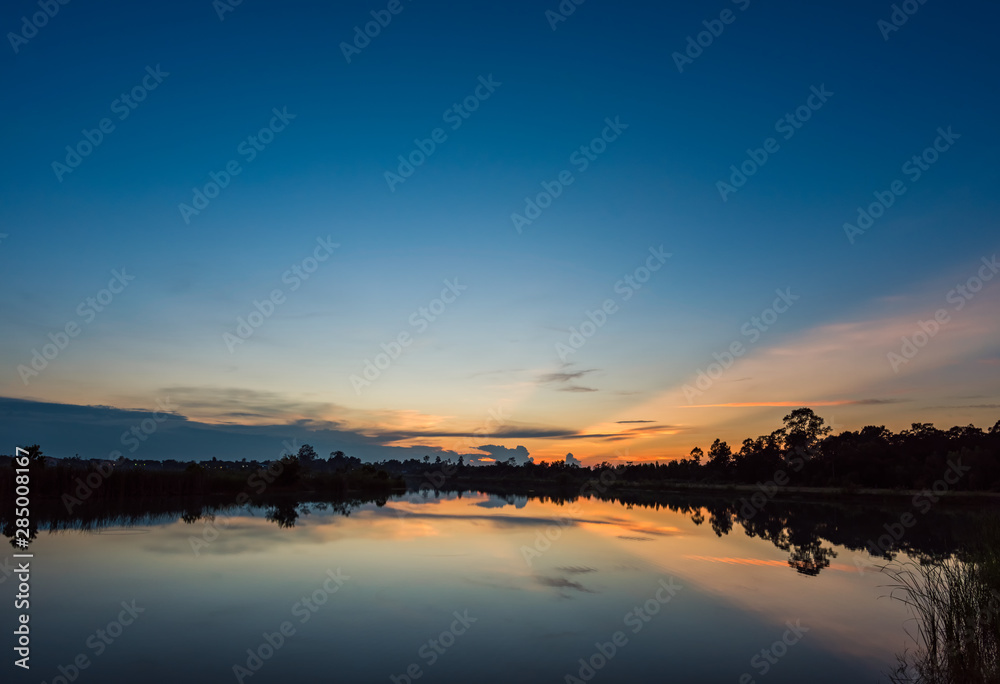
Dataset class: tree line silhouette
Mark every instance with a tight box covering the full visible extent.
[0,443,402,508]
[393,408,1000,493]
[4,409,1000,509]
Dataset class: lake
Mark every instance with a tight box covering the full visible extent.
[15,489,996,683]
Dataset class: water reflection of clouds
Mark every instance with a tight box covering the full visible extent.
[136,508,443,557]
[684,554,860,573]
[374,499,685,542]
[556,566,597,574]
[29,492,927,682]
[139,517,302,556]
[535,575,597,597]
[94,527,152,535]
[474,495,529,509]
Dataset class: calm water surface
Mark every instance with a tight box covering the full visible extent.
[19,491,957,683]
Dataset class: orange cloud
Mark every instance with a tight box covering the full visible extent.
[681,401,872,408]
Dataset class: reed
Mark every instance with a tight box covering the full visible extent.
[883,520,1000,683]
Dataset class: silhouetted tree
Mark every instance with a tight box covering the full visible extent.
[689,447,703,466]
[708,439,733,470]
[19,444,46,470]
[274,455,301,486]
[298,444,318,467]
[783,407,831,448]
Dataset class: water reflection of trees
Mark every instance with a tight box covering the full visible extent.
[692,500,837,574]
[1,516,39,549]
[458,485,994,578]
[0,494,387,541]
[4,486,995,582]
[589,490,998,577]
[264,501,299,528]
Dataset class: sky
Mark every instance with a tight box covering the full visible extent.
[1,0,998,464]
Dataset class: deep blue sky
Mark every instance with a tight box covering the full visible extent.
[2,0,998,462]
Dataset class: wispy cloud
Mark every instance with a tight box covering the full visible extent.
[679,399,906,408]
[538,365,599,393]
[538,369,596,383]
